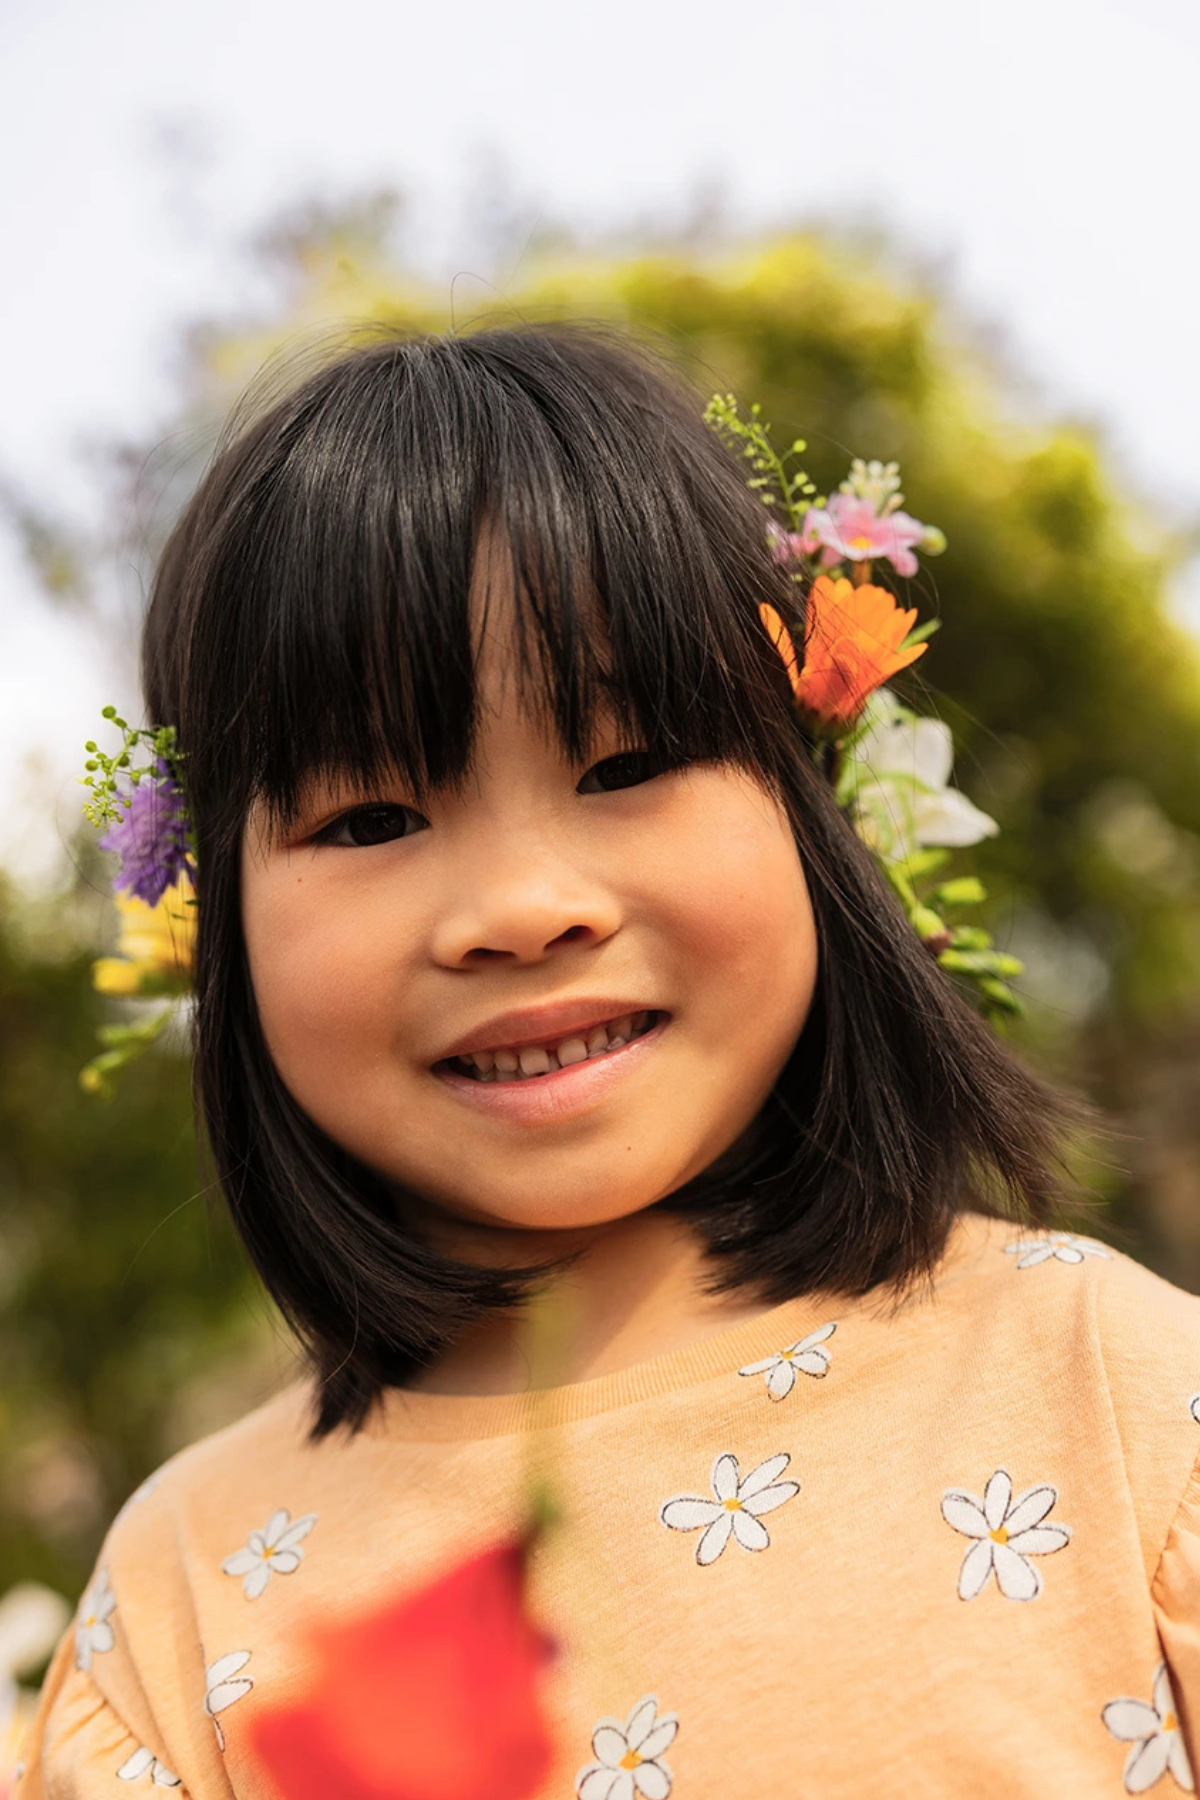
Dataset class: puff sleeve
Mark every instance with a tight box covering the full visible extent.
[17,1624,188,1797]
[1153,1447,1200,1762]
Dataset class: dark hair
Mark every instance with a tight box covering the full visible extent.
[143,320,1093,1434]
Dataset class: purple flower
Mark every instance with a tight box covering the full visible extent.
[99,759,194,907]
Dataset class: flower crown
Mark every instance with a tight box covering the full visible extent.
[78,399,1020,1093]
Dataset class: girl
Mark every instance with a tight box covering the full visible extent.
[23,324,1200,1797]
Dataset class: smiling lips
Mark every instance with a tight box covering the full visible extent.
[443,1010,659,1082]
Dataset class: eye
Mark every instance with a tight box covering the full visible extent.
[577,749,684,794]
[312,803,429,848]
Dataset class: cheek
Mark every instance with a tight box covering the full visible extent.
[648,777,818,1054]
[242,863,420,1066]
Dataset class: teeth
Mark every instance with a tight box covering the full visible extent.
[456,1012,657,1081]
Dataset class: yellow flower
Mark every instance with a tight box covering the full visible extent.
[92,875,196,996]
[92,958,144,997]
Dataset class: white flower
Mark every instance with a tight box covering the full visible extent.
[1004,1231,1112,1269]
[1103,1661,1195,1792]
[844,690,998,867]
[739,1322,836,1400]
[74,1568,116,1671]
[660,1452,799,1565]
[221,1508,317,1599]
[204,1649,253,1751]
[117,1746,181,1787]
[0,1583,71,1682]
[941,1469,1071,1601]
[576,1695,678,1800]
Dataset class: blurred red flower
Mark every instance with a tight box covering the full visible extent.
[249,1538,555,1800]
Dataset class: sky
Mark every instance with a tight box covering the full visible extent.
[1,0,1198,884]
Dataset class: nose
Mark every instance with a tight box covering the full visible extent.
[430,849,622,968]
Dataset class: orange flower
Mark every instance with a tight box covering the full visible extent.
[249,1538,554,1800]
[760,577,927,735]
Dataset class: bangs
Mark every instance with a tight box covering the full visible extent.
[181,327,793,839]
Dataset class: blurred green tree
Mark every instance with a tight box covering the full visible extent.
[0,855,276,1604]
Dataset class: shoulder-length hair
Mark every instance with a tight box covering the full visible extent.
[143,320,1092,1434]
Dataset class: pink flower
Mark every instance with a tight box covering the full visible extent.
[802,493,927,578]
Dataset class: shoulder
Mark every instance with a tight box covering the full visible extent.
[22,1381,331,1794]
[936,1211,1200,1573]
[941,1209,1200,1383]
[103,1378,323,1574]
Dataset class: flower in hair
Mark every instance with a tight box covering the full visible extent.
[844,689,999,866]
[91,878,196,997]
[708,394,1023,1024]
[80,710,196,1096]
[98,757,195,908]
[787,575,929,736]
[802,490,929,577]
[797,461,944,578]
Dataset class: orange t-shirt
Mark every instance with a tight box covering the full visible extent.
[19,1212,1200,1797]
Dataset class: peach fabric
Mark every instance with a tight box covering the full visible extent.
[20,1212,1200,1797]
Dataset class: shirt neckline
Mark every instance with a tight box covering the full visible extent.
[367,1210,997,1441]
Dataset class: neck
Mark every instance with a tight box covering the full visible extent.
[404,1207,774,1397]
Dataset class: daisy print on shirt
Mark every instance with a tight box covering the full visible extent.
[117,1746,182,1787]
[221,1506,317,1599]
[941,1469,1071,1601]
[738,1322,837,1399]
[1003,1231,1112,1269]
[1103,1661,1195,1793]
[74,1566,116,1671]
[203,1649,253,1751]
[576,1695,679,1800]
[660,1452,799,1565]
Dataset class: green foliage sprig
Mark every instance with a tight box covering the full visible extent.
[703,394,819,537]
[81,708,187,831]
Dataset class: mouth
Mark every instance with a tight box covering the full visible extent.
[435,1009,663,1083]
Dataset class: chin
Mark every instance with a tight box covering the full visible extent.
[404,1166,677,1238]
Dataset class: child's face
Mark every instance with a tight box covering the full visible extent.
[240,574,819,1242]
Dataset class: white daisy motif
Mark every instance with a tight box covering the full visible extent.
[738,1322,837,1400]
[660,1452,799,1565]
[1003,1231,1112,1269]
[941,1468,1071,1601]
[74,1567,116,1670]
[221,1507,317,1599]
[576,1695,678,1800]
[204,1649,253,1751]
[117,1747,181,1787]
[1103,1661,1195,1793]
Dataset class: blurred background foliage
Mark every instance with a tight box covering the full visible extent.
[6,206,1200,1608]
